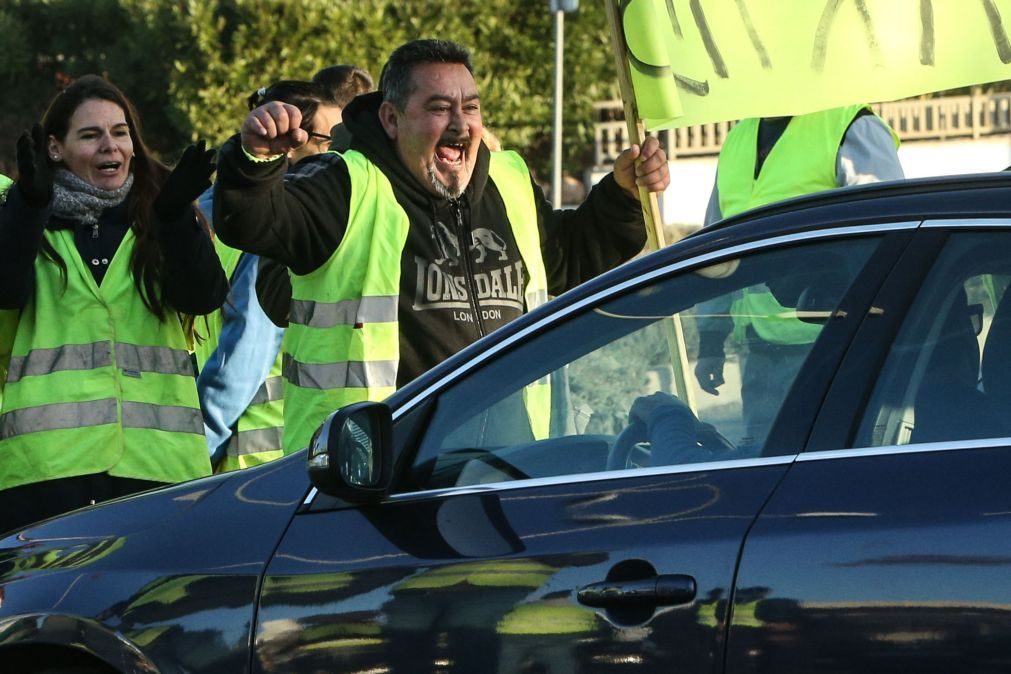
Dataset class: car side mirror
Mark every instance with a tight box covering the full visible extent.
[307,401,393,502]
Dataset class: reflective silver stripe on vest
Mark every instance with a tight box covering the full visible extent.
[6,342,113,383]
[116,344,194,377]
[121,402,204,435]
[289,295,398,329]
[0,398,118,440]
[283,353,398,390]
[249,376,284,406]
[229,427,284,456]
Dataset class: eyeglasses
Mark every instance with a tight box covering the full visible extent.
[308,131,332,146]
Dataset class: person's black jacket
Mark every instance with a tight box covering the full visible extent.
[0,186,227,315]
[215,92,646,387]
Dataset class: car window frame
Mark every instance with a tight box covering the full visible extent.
[804,220,1011,460]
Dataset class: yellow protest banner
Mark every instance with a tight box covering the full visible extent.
[621,0,1011,129]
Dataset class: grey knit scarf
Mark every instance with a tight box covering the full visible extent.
[50,168,134,225]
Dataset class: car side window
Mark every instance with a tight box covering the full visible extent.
[855,232,1011,448]
[404,236,882,492]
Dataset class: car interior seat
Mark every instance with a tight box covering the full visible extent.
[909,286,985,444]
[981,287,1011,438]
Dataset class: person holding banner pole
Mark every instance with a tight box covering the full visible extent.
[213,38,670,454]
[694,105,904,448]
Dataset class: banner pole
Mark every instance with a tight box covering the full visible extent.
[604,0,667,250]
[605,0,697,412]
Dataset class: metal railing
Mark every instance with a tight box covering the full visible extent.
[593,93,1011,168]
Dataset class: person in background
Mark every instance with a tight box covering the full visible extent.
[694,104,904,447]
[0,75,226,532]
[197,73,371,472]
[702,106,904,226]
[214,39,669,453]
[312,64,374,155]
[313,63,374,110]
[481,128,503,152]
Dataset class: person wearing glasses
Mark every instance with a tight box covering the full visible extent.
[195,76,367,472]
[255,68,376,328]
[311,64,374,154]
[248,80,345,161]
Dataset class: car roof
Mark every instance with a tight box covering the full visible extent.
[701,171,1011,237]
[387,171,1011,409]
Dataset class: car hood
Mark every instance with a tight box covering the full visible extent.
[0,453,310,585]
[0,454,311,673]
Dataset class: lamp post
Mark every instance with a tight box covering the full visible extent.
[551,0,579,208]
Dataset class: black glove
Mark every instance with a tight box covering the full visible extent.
[16,124,54,208]
[153,140,216,222]
[694,356,726,395]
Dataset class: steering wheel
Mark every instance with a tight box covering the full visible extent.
[605,416,736,472]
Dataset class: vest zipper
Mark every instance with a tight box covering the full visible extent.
[451,199,486,336]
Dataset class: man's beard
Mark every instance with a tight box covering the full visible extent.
[427,164,465,200]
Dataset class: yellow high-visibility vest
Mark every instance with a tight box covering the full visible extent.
[719,105,897,344]
[0,229,211,490]
[282,150,549,453]
[194,239,284,472]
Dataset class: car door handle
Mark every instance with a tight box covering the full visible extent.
[576,574,696,608]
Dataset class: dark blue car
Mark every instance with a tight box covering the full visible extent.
[4,173,1011,674]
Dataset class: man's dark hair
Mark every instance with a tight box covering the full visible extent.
[312,64,374,108]
[379,39,473,110]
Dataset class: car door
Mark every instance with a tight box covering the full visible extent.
[728,222,1011,674]
[253,226,909,674]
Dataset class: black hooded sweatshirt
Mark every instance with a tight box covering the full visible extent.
[214,92,647,387]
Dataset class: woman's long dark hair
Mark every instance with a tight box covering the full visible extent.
[41,75,175,318]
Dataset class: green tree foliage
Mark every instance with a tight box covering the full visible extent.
[0,0,618,181]
[0,0,190,171]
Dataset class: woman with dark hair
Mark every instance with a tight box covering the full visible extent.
[0,74,228,532]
